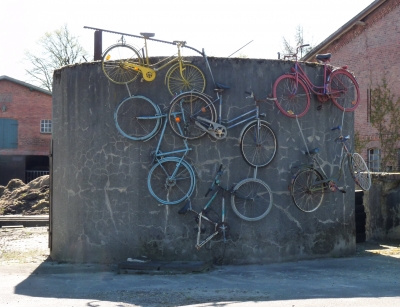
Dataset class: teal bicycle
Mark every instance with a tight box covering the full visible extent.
[179,164,273,252]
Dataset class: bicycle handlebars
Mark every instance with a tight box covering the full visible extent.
[283,44,310,60]
[205,164,225,197]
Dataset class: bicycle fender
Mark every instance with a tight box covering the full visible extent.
[238,120,271,144]
[169,90,214,106]
[102,43,141,57]
[329,68,359,86]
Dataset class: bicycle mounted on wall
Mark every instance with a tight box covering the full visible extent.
[273,44,360,118]
[84,26,207,96]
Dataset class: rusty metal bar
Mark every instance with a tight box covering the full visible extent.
[84,26,204,56]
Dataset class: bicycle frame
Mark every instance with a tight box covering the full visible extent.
[290,61,333,96]
[195,187,227,249]
[198,93,261,130]
[121,38,187,82]
[137,111,192,175]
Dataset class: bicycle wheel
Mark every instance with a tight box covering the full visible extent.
[166,63,206,96]
[168,92,216,140]
[114,96,161,141]
[272,75,310,118]
[102,44,143,84]
[231,178,273,222]
[147,157,196,205]
[291,169,325,213]
[349,153,371,191]
[240,121,277,168]
[329,70,360,111]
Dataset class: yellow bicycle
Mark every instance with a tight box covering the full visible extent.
[101,32,206,96]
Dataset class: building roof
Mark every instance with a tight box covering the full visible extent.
[0,75,52,96]
[302,0,386,61]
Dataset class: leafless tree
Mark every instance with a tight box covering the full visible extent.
[281,25,314,59]
[25,24,88,92]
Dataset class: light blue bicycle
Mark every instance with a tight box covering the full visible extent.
[114,95,195,205]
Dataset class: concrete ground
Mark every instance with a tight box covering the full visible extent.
[1,227,400,307]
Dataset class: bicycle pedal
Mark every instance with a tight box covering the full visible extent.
[178,201,190,214]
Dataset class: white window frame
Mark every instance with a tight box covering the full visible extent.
[368,148,380,172]
[40,119,52,134]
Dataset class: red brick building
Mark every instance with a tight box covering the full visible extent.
[303,0,400,171]
[0,75,52,185]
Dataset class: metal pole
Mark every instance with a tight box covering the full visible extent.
[94,30,103,61]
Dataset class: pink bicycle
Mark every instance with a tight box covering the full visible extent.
[272,44,360,118]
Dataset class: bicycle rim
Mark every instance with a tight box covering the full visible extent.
[291,169,325,212]
[102,44,143,84]
[273,75,310,118]
[329,70,360,111]
[231,178,273,221]
[240,122,277,167]
[167,63,206,96]
[350,153,371,191]
[168,92,216,140]
[114,96,161,141]
[147,157,195,205]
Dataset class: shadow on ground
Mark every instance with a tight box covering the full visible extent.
[9,240,400,306]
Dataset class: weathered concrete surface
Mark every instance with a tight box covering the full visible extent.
[363,173,400,240]
[51,57,355,264]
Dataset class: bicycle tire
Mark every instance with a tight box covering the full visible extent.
[291,168,325,212]
[102,44,143,84]
[168,92,217,140]
[166,63,206,96]
[272,74,310,118]
[114,96,161,141]
[329,70,360,111]
[349,153,371,191]
[147,157,196,205]
[231,178,273,222]
[240,121,277,168]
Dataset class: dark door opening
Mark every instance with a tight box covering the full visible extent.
[355,191,366,243]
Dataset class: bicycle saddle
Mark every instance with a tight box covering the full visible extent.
[214,82,230,92]
[316,53,331,62]
[306,148,320,155]
[140,32,155,38]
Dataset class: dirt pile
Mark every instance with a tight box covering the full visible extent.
[0,176,49,215]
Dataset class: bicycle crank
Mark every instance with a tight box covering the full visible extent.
[122,62,156,82]
[195,116,227,140]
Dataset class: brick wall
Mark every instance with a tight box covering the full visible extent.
[311,0,400,162]
[0,80,52,155]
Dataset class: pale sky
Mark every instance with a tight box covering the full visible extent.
[1,0,375,87]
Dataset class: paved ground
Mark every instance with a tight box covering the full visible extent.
[1,227,400,307]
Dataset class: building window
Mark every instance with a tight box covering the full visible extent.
[368,148,380,172]
[0,93,12,103]
[40,120,52,133]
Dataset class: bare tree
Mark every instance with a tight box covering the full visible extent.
[281,25,314,59]
[370,78,400,171]
[25,24,88,92]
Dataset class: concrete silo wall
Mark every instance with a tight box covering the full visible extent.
[50,57,355,264]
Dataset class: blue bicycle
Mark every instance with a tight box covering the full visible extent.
[167,87,278,168]
[114,95,195,205]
